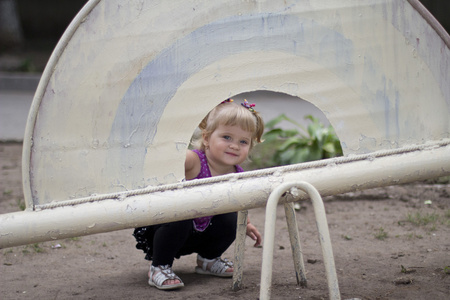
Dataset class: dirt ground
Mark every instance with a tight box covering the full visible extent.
[0,142,449,299]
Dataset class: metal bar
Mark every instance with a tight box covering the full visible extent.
[21,0,102,210]
[1,144,449,248]
[306,183,340,299]
[259,182,340,300]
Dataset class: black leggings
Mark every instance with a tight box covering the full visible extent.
[137,212,237,267]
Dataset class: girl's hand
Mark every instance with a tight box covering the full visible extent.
[246,222,262,247]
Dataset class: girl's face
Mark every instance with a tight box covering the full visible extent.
[204,124,252,169]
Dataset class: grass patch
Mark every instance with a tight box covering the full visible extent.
[22,243,45,254]
[405,233,423,240]
[16,198,26,211]
[444,210,450,226]
[406,211,439,227]
[401,210,450,232]
[374,227,388,240]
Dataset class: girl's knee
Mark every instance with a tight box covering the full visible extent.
[211,213,237,235]
[160,219,193,235]
[214,212,237,224]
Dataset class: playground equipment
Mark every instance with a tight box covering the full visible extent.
[0,0,449,298]
[258,182,340,299]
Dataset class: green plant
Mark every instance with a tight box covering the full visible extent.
[31,243,45,253]
[262,114,343,167]
[22,243,45,254]
[444,266,450,275]
[444,210,450,226]
[16,198,26,211]
[406,233,423,239]
[374,227,388,240]
[406,211,439,227]
[17,58,37,72]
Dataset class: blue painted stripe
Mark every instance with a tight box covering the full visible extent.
[107,12,354,187]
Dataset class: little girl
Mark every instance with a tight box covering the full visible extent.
[133,99,264,290]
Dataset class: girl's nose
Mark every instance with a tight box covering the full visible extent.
[230,142,239,149]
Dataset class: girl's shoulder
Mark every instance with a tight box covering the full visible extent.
[192,149,205,159]
[185,149,202,180]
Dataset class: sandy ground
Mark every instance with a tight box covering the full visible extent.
[1,142,449,299]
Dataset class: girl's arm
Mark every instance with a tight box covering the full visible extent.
[185,149,201,180]
[246,217,262,247]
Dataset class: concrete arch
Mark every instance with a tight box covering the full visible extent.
[23,0,450,207]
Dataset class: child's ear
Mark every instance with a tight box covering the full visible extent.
[202,132,210,148]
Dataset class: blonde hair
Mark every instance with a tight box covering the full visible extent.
[194,101,264,151]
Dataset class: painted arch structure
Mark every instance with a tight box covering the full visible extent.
[1,0,449,248]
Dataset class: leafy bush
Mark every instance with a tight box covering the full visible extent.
[248,114,342,168]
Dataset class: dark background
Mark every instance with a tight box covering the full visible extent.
[1,0,449,72]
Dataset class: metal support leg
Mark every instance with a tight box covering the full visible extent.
[284,202,307,287]
[232,210,248,291]
[260,182,340,300]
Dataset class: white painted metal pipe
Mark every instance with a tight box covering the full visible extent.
[259,182,340,300]
[1,143,449,249]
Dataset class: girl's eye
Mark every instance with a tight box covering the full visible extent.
[240,140,249,145]
[223,135,231,140]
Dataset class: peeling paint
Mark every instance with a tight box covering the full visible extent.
[22,0,449,207]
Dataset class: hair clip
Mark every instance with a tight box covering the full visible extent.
[221,98,234,104]
[241,99,255,112]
